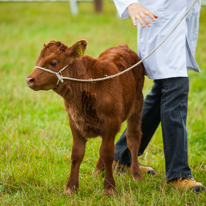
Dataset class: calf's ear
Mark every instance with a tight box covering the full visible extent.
[68,40,87,59]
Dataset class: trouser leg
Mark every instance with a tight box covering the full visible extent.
[114,80,162,166]
[114,77,193,182]
[161,77,192,181]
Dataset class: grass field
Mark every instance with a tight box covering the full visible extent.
[0,1,206,205]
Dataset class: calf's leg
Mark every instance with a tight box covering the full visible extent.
[126,102,143,181]
[100,123,119,195]
[65,120,86,195]
[93,157,104,175]
[100,139,115,195]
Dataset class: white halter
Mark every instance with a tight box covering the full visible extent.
[35,64,69,86]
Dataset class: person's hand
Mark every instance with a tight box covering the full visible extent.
[127,3,158,27]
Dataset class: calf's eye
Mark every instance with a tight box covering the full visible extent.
[51,62,57,66]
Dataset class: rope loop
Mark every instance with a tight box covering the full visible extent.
[56,73,64,83]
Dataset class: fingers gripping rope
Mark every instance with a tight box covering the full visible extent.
[34,0,197,84]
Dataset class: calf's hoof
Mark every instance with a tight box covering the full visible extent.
[104,187,116,196]
[63,187,77,196]
[131,169,143,181]
[93,168,101,175]
[131,167,143,181]
[64,189,73,196]
[93,169,101,175]
[131,174,143,182]
[93,161,104,175]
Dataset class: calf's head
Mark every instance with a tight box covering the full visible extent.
[26,40,87,91]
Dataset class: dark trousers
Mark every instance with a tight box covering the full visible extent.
[114,77,193,181]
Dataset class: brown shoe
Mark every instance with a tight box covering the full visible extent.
[171,178,205,192]
[113,161,155,175]
[139,165,155,175]
[113,161,129,173]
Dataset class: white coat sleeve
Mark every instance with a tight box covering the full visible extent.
[113,0,139,19]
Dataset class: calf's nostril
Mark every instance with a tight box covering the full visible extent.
[29,78,35,83]
[26,77,35,86]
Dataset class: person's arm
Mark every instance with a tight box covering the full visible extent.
[127,3,158,27]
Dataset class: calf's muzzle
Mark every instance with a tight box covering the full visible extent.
[26,77,35,87]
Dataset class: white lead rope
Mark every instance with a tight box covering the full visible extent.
[35,0,198,84]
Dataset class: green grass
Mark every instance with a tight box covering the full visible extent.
[0,1,206,205]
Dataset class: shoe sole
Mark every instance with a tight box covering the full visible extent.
[191,186,205,192]
[147,170,155,175]
[113,166,156,175]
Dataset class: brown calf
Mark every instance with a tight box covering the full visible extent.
[26,40,144,195]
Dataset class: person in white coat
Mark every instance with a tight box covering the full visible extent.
[113,0,205,191]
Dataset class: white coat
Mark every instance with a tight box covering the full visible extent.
[113,0,201,79]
